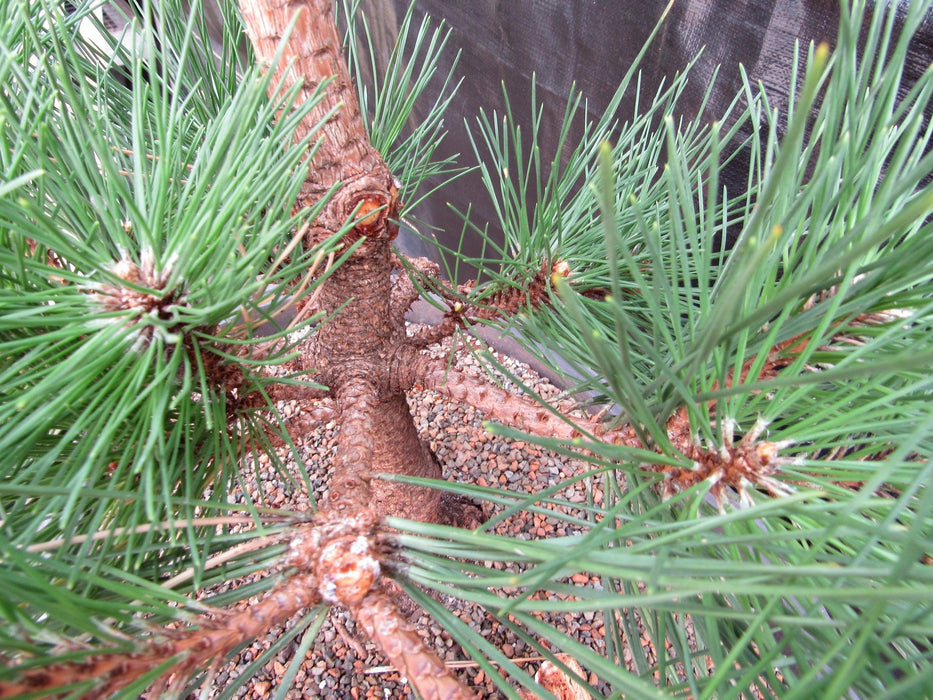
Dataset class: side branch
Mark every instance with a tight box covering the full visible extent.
[400,259,581,349]
[2,512,474,699]
[404,350,797,504]
[406,350,639,447]
[390,254,441,328]
[354,590,477,700]
[0,574,321,700]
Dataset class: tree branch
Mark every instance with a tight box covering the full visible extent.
[1,510,475,699]
[238,0,376,192]
[405,349,635,446]
[353,589,477,700]
[0,574,321,700]
[239,0,398,249]
[403,349,797,505]
[391,254,441,326]
[326,377,378,513]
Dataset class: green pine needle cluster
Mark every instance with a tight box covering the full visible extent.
[0,0,340,642]
[392,0,933,697]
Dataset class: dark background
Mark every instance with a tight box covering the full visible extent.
[354,1,931,275]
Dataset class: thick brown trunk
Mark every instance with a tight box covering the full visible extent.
[239,0,398,248]
[327,377,442,522]
[238,0,443,522]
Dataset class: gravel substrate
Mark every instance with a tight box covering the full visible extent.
[204,327,617,699]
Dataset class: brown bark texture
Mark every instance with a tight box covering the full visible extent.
[239,0,444,523]
[238,1,472,696]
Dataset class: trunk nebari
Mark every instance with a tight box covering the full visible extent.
[239,0,444,522]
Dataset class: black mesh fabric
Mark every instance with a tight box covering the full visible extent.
[356,1,931,273]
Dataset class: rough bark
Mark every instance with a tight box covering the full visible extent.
[354,590,477,700]
[404,345,798,507]
[234,2,473,693]
[238,0,386,213]
[0,512,471,699]
[239,0,443,523]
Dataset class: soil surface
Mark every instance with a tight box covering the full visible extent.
[206,326,619,699]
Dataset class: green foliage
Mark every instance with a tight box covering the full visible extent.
[1,0,931,698]
[393,0,933,697]
[0,0,337,662]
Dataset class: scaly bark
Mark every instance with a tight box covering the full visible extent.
[238,0,389,229]
[239,0,443,522]
[354,590,477,700]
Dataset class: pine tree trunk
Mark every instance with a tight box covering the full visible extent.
[238,0,442,522]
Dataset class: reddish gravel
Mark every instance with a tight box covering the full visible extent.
[204,328,617,699]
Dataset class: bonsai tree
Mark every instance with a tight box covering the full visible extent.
[1,0,931,697]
